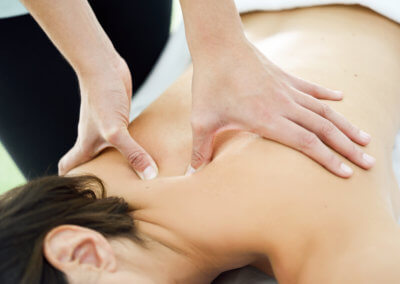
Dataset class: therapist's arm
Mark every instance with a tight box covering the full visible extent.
[180,0,374,178]
[20,0,158,180]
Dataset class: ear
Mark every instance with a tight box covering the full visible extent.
[43,225,117,274]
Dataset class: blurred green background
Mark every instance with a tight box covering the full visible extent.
[0,0,182,194]
[0,145,25,193]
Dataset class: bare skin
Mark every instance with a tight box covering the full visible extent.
[68,5,400,283]
[23,0,367,179]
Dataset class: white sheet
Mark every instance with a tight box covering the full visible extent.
[235,0,400,24]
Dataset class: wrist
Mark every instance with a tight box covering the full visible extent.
[74,48,122,78]
[191,36,252,67]
[181,0,247,63]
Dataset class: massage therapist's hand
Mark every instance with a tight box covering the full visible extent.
[58,58,158,179]
[180,0,375,178]
[19,0,158,179]
[188,41,374,178]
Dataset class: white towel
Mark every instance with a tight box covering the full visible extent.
[235,0,400,24]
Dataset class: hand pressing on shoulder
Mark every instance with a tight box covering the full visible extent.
[187,39,374,178]
[180,0,374,178]
[58,57,158,180]
[19,0,158,179]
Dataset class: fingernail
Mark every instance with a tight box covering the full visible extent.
[340,163,353,176]
[138,165,157,180]
[359,130,371,142]
[334,90,343,98]
[362,153,376,166]
[185,165,196,176]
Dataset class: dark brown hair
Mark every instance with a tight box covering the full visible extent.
[0,175,138,284]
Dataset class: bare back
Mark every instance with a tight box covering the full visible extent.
[69,5,400,282]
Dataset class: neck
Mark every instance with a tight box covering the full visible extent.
[110,224,233,283]
[116,212,268,284]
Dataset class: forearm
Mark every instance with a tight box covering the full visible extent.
[179,0,247,64]
[20,0,118,76]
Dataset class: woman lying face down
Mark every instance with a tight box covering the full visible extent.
[0,176,265,284]
[1,176,214,284]
[2,5,400,284]
[1,173,400,284]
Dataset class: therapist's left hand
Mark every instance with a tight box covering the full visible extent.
[187,40,374,178]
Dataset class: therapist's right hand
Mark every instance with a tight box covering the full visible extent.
[58,57,158,180]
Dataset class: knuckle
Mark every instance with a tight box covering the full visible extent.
[258,106,274,123]
[347,123,358,136]
[327,152,338,166]
[127,151,149,170]
[320,103,332,117]
[320,121,336,139]
[348,143,360,159]
[294,94,306,106]
[310,84,320,94]
[191,119,209,135]
[252,100,272,121]
[261,118,277,134]
[299,133,319,150]
[279,93,293,106]
[103,128,124,145]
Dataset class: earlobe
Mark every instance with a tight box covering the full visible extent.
[43,225,117,274]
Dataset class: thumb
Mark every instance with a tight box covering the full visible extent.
[58,142,93,176]
[186,123,215,175]
[106,128,158,180]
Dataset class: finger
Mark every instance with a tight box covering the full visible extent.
[106,128,158,180]
[288,106,375,170]
[292,90,371,146]
[58,142,94,176]
[289,75,343,100]
[265,118,354,178]
[187,121,216,174]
